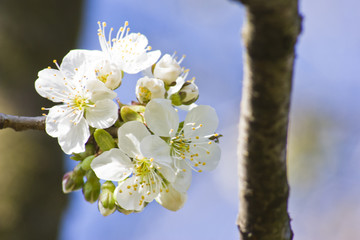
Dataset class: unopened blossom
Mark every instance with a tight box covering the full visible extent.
[142,99,221,173]
[91,121,178,211]
[178,81,199,105]
[153,53,184,86]
[135,76,166,103]
[35,59,118,154]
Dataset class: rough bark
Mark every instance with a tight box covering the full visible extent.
[0,0,83,239]
[236,1,302,239]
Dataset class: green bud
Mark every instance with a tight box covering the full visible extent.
[94,129,116,151]
[82,172,100,203]
[120,106,144,123]
[81,155,96,171]
[62,171,84,193]
[83,181,100,203]
[98,181,116,216]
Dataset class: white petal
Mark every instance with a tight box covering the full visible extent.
[173,161,192,192]
[144,99,179,137]
[190,142,221,171]
[167,76,185,96]
[153,54,181,85]
[184,105,219,138]
[91,148,133,181]
[140,135,172,165]
[158,163,176,183]
[117,121,150,158]
[61,49,104,78]
[85,99,118,129]
[126,33,148,50]
[35,69,68,102]
[45,105,69,137]
[156,184,187,211]
[86,79,117,102]
[115,177,147,211]
[141,66,154,78]
[121,50,161,74]
[57,117,90,154]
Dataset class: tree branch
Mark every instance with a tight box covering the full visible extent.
[0,113,118,137]
[0,113,45,131]
[236,0,302,239]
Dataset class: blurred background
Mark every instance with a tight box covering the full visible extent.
[0,0,359,239]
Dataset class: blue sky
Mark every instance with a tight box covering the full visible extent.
[60,0,360,239]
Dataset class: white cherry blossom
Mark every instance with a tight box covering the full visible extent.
[90,121,180,211]
[142,99,221,173]
[97,21,161,74]
[35,60,118,154]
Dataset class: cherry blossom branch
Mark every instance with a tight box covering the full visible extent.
[0,113,45,131]
[0,113,118,137]
[236,0,302,239]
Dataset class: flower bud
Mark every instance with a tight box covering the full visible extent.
[62,167,85,193]
[153,54,181,86]
[135,76,165,104]
[120,106,144,123]
[98,181,116,216]
[95,60,123,90]
[83,170,100,203]
[178,82,199,105]
[94,129,116,152]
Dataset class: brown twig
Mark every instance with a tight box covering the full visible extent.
[0,113,119,137]
[0,113,46,131]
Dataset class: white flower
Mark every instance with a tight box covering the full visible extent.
[135,76,166,103]
[153,54,183,86]
[142,99,221,173]
[97,21,161,74]
[35,60,118,154]
[90,121,177,211]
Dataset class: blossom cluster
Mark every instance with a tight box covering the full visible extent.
[34,21,221,215]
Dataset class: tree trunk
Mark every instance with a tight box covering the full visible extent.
[236,1,302,239]
[0,0,83,239]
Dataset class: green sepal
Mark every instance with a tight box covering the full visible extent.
[120,106,144,123]
[128,105,146,113]
[169,93,182,106]
[82,180,101,203]
[99,181,116,209]
[82,170,100,203]
[81,155,96,171]
[94,129,116,151]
